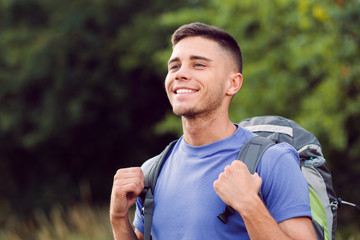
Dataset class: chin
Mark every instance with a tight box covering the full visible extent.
[173,108,204,119]
[173,107,196,117]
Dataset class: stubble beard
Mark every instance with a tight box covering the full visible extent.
[172,92,224,121]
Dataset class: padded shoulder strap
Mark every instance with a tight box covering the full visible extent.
[217,135,274,224]
[237,135,275,174]
[144,140,177,194]
[140,140,177,203]
[140,140,177,240]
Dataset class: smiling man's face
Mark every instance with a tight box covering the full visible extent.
[165,36,236,119]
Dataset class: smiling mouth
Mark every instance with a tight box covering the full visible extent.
[175,89,198,94]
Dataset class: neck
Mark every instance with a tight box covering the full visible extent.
[181,110,237,146]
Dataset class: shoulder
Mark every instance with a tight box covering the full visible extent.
[258,142,311,222]
[257,142,302,189]
[258,141,305,199]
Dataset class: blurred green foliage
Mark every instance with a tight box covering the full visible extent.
[0,0,359,237]
[0,0,184,219]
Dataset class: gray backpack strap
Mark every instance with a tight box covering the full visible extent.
[217,135,274,224]
[238,136,275,174]
[140,140,177,240]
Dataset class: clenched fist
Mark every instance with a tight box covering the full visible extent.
[213,160,262,213]
[110,167,145,220]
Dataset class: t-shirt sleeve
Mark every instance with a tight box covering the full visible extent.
[258,143,312,223]
[133,197,145,234]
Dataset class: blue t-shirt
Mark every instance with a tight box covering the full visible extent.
[133,126,311,239]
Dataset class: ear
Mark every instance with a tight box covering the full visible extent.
[226,73,243,96]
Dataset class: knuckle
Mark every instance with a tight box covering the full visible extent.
[213,180,220,189]
[218,172,226,181]
[129,182,137,190]
[114,168,126,179]
[232,160,243,167]
[137,169,144,178]
[114,170,120,179]
[131,181,142,192]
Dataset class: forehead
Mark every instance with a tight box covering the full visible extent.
[170,36,226,61]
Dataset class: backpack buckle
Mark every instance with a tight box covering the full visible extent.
[141,207,145,217]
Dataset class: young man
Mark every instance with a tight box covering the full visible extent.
[110,22,316,240]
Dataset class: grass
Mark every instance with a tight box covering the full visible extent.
[0,203,114,240]
[0,203,358,240]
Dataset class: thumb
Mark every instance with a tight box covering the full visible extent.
[252,172,263,191]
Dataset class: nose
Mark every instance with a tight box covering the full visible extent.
[175,65,191,81]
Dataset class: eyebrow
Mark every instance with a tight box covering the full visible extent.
[168,55,213,65]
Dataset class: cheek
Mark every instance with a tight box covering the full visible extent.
[164,75,172,94]
[164,74,169,87]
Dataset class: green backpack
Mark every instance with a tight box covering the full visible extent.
[140,116,339,240]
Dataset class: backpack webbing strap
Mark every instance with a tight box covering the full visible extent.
[141,140,177,240]
[217,136,275,224]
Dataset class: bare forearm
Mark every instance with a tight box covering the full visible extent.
[235,195,291,240]
[111,216,139,240]
[234,194,315,240]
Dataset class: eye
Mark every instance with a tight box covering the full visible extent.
[194,62,206,68]
[169,64,180,71]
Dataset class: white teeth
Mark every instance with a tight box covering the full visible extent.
[176,89,195,94]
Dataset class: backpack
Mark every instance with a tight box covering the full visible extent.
[239,116,338,240]
[139,115,338,240]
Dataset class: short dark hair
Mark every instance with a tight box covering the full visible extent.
[171,22,242,73]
